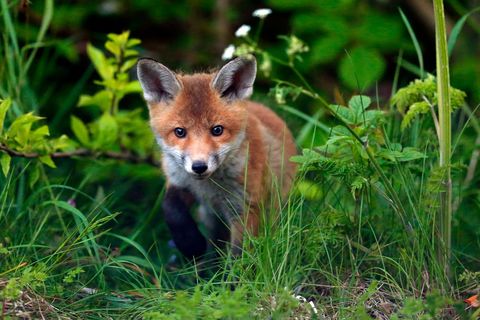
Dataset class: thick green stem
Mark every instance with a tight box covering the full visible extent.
[433,0,452,280]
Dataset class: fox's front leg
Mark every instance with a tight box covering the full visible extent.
[163,185,207,259]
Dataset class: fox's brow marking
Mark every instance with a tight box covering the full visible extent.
[178,74,217,119]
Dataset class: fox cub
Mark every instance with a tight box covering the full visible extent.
[137,56,297,258]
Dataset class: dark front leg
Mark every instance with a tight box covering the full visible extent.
[163,186,207,259]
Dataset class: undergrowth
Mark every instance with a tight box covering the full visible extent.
[1,1,480,319]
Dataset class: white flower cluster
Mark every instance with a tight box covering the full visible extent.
[220,8,272,61]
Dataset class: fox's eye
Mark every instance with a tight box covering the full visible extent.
[211,125,224,136]
[174,127,186,138]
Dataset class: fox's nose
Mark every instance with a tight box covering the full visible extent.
[192,161,208,174]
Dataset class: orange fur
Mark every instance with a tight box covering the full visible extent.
[142,63,297,256]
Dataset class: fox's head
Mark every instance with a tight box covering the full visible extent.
[137,56,257,180]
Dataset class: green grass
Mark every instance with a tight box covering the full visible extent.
[1,0,480,319]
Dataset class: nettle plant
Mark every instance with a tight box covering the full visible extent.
[0,31,156,180]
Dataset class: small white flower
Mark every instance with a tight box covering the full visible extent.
[252,8,272,19]
[235,24,251,37]
[221,44,235,60]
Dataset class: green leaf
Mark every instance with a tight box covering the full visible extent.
[32,125,50,138]
[397,147,426,162]
[39,155,56,168]
[105,41,121,58]
[120,59,139,73]
[399,8,424,77]
[78,91,113,111]
[401,101,430,130]
[71,116,90,146]
[126,38,141,48]
[309,36,349,65]
[94,112,118,149]
[7,113,43,146]
[339,47,386,90]
[330,104,354,124]
[0,98,12,133]
[356,13,404,51]
[87,43,114,80]
[121,81,142,94]
[349,95,371,122]
[1,152,11,177]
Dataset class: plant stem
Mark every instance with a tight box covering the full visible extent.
[433,0,452,281]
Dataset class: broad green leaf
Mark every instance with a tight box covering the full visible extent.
[71,116,90,146]
[397,147,426,162]
[52,135,72,151]
[349,95,372,123]
[94,112,118,149]
[309,36,348,65]
[339,47,386,90]
[0,98,12,133]
[32,125,50,138]
[78,91,113,111]
[331,104,354,124]
[121,81,142,94]
[39,155,56,168]
[87,43,114,80]
[356,13,404,51]
[295,180,322,200]
[1,152,11,177]
[7,113,43,146]
[105,41,120,58]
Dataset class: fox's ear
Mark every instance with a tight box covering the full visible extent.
[212,56,256,101]
[137,58,181,104]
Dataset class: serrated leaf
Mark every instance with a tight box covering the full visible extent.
[331,104,355,124]
[71,116,90,146]
[0,98,12,133]
[349,95,371,123]
[1,152,11,177]
[339,47,386,90]
[39,155,56,168]
[87,43,114,80]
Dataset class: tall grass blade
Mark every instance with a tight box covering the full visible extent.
[433,0,452,283]
[448,7,480,56]
[399,8,424,78]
